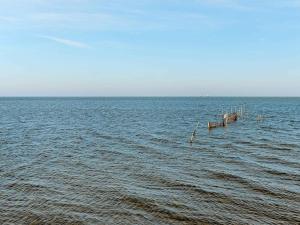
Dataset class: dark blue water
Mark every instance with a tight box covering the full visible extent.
[0,97,299,224]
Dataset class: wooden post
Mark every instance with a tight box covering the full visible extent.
[189,121,200,143]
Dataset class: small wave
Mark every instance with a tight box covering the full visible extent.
[92,132,114,141]
[209,171,298,201]
[9,210,86,225]
[135,173,229,200]
[262,169,300,181]
[121,195,222,224]
[4,182,61,196]
[278,143,299,149]
[150,137,175,144]
[249,142,295,151]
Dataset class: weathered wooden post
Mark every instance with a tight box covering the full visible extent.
[189,121,200,143]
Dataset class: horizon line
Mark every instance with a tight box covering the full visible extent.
[0,96,299,98]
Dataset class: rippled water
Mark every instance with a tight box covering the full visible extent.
[0,97,299,225]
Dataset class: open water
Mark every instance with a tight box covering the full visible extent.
[0,97,299,224]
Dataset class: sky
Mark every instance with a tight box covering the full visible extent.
[0,0,299,96]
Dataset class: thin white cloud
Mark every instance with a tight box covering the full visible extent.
[39,35,90,48]
[0,1,224,31]
[195,0,253,11]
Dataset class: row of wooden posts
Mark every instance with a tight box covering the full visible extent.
[189,105,246,143]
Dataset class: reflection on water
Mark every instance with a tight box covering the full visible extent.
[0,97,299,224]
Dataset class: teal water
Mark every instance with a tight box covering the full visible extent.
[0,97,299,224]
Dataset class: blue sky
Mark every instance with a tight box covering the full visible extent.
[0,0,299,96]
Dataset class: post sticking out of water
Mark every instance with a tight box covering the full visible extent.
[189,121,200,143]
[223,113,228,126]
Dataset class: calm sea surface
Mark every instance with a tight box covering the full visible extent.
[0,97,299,225]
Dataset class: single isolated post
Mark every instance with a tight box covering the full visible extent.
[189,121,200,143]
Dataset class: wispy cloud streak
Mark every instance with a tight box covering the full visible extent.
[195,0,254,11]
[39,35,90,48]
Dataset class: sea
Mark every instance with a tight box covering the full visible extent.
[0,97,299,225]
